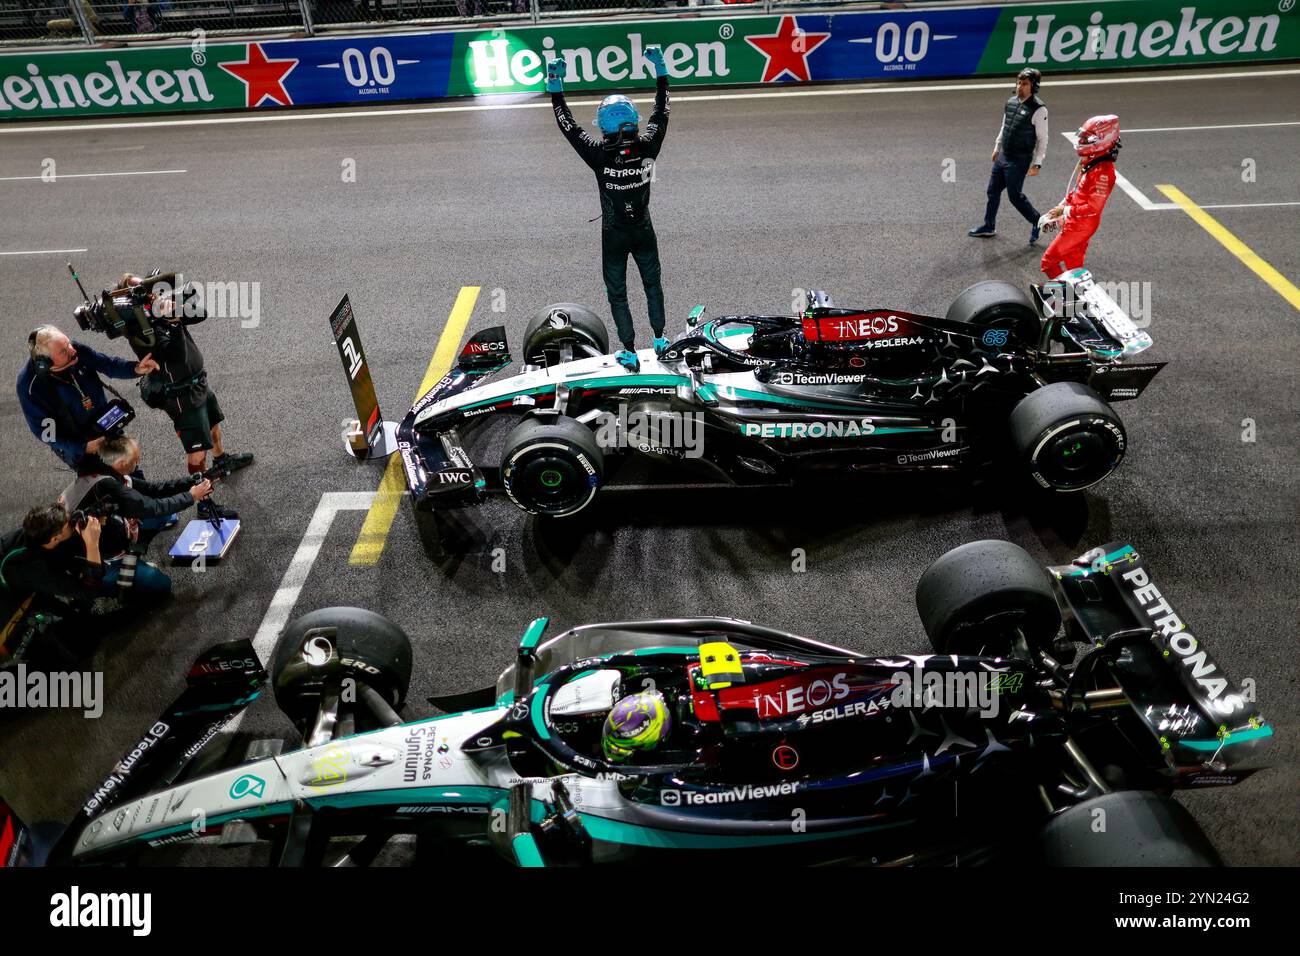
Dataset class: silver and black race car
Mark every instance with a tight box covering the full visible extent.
[53,540,1270,867]
[396,268,1163,519]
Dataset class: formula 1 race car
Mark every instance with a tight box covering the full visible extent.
[396,269,1163,519]
[54,540,1269,867]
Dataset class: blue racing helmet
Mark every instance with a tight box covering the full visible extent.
[595,94,640,140]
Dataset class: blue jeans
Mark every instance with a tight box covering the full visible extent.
[100,558,172,599]
[983,155,1041,228]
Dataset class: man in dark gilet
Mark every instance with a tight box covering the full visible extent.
[969,68,1048,245]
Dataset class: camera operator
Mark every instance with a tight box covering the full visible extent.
[64,435,215,537]
[119,273,252,512]
[17,325,158,471]
[0,503,170,614]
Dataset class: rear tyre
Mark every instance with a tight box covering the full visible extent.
[1039,792,1223,866]
[916,539,1061,657]
[523,303,610,366]
[945,280,1041,348]
[501,415,604,517]
[1010,382,1126,492]
[271,607,413,733]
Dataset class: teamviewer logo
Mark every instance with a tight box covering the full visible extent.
[660,789,681,806]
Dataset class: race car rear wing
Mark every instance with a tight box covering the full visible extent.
[1049,544,1271,775]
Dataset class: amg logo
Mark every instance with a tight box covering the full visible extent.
[1120,566,1244,716]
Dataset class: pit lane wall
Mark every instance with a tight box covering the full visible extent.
[1,0,1296,120]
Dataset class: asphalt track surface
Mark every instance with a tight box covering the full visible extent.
[0,64,1296,866]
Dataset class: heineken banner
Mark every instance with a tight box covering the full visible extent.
[1,0,1295,120]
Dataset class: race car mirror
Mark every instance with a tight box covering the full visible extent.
[329,294,398,460]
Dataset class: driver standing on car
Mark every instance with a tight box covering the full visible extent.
[548,46,671,373]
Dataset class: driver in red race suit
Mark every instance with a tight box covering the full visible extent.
[1039,115,1121,279]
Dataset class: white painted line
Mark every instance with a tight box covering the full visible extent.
[1059,130,1176,211]
[0,247,88,256]
[1192,201,1300,210]
[0,168,186,181]
[1123,121,1300,133]
[1,67,1297,135]
[251,490,375,654]
[220,490,375,737]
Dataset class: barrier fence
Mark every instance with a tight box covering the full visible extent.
[0,0,1295,118]
[2,1,1034,47]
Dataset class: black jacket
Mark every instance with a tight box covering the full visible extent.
[65,469,196,521]
[0,527,105,608]
[129,310,208,415]
[553,76,669,229]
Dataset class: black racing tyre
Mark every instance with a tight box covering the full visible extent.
[945,280,1041,349]
[271,607,413,731]
[1010,382,1126,492]
[523,303,610,366]
[916,540,1061,657]
[1039,792,1223,866]
[501,415,604,517]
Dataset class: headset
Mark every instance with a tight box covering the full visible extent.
[28,326,55,375]
[1017,67,1042,94]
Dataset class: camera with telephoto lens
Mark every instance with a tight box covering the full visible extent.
[70,267,200,351]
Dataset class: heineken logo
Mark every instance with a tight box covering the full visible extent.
[1009,6,1282,64]
[0,59,214,112]
[468,31,729,89]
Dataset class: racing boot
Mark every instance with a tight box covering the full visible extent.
[197,498,239,522]
[212,451,254,474]
[615,349,640,373]
[652,336,669,355]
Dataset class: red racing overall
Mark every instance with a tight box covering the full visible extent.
[1040,156,1116,278]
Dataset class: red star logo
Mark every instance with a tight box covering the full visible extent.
[220,43,298,108]
[745,16,831,84]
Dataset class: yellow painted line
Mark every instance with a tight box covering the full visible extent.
[349,285,481,565]
[1156,185,1300,312]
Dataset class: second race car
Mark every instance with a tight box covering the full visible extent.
[54,540,1269,867]
[397,268,1163,518]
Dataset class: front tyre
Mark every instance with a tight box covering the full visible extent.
[523,303,610,367]
[501,415,604,517]
[271,607,413,734]
[1010,382,1126,492]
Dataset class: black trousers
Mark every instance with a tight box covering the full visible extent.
[602,221,665,350]
[983,154,1041,228]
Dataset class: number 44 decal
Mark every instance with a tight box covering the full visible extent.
[318,47,420,89]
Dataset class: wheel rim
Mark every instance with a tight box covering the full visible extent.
[504,442,599,516]
[1031,419,1123,491]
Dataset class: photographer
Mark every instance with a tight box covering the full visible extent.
[17,325,158,471]
[64,435,217,532]
[0,503,170,610]
[118,273,253,498]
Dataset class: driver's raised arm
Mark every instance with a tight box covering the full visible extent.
[547,58,603,171]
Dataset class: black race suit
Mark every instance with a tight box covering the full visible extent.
[552,76,669,350]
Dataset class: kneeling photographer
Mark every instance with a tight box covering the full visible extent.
[0,502,170,623]
[64,436,217,542]
[117,272,254,498]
